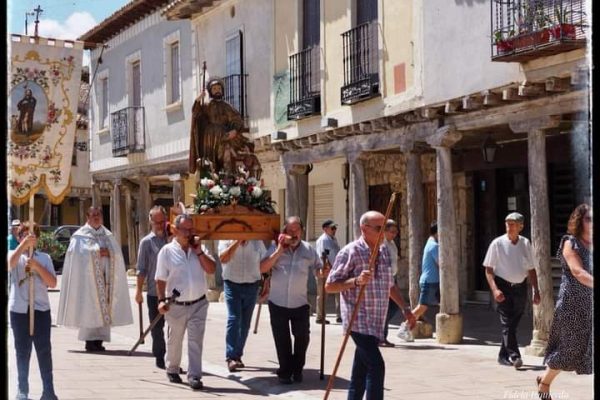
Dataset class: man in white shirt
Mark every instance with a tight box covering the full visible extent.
[218,239,267,372]
[483,212,541,369]
[155,214,216,390]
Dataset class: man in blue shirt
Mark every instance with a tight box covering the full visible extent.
[315,219,341,323]
[8,219,21,250]
[398,221,439,342]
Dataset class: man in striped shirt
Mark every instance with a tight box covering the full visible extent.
[326,210,416,400]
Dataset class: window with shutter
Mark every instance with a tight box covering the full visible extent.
[310,183,334,240]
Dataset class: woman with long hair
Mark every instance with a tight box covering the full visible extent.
[537,204,593,399]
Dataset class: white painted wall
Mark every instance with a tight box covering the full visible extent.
[420,0,523,105]
[88,11,194,173]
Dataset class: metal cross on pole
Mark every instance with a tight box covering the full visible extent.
[33,5,43,38]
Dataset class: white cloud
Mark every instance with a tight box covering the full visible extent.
[38,11,98,66]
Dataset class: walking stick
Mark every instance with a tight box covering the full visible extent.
[253,303,262,334]
[128,289,180,355]
[138,302,144,344]
[319,249,331,380]
[28,195,35,336]
[323,193,398,400]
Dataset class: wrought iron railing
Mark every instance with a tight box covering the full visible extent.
[223,74,248,122]
[111,106,145,157]
[288,46,321,120]
[491,0,587,61]
[341,21,379,105]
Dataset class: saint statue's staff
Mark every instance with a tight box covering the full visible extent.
[322,192,398,400]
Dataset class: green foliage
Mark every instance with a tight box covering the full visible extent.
[37,232,66,261]
[194,169,276,214]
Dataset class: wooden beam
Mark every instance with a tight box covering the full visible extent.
[446,90,586,132]
[545,77,571,92]
[481,90,501,106]
[462,95,483,111]
[444,100,462,114]
[502,87,519,101]
[420,107,440,119]
[518,83,546,97]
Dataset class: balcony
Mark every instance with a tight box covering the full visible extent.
[111,106,145,157]
[287,47,321,120]
[341,22,380,105]
[491,0,587,62]
[223,74,248,127]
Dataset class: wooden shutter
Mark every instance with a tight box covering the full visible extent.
[310,183,333,240]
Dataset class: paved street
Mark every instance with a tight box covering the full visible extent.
[8,275,593,400]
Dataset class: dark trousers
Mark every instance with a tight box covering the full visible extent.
[268,301,310,379]
[147,294,166,363]
[348,331,385,400]
[10,310,57,399]
[494,277,527,361]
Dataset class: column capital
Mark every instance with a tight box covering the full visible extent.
[426,125,462,148]
[347,151,363,164]
[508,115,561,134]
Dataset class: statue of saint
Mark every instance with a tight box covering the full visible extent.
[189,78,261,178]
[17,88,37,135]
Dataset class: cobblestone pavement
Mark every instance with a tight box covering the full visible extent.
[7,275,594,399]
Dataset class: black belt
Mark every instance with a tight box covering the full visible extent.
[496,276,526,287]
[173,295,206,306]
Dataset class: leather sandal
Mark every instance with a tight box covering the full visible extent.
[536,376,552,400]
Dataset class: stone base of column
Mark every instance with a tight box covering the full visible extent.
[206,289,221,303]
[412,321,433,339]
[435,313,463,344]
[525,330,548,356]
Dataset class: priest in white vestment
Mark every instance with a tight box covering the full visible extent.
[57,206,133,351]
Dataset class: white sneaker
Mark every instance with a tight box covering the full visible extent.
[396,322,414,342]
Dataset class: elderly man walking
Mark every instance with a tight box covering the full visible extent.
[483,212,541,369]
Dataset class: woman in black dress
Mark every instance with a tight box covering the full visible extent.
[537,204,593,400]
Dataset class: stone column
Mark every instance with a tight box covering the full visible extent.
[169,173,188,207]
[92,181,102,208]
[110,180,122,249]
[426,126,463,344]
[78,198,86,225]
[348,152,368,240]
[400,142,426,310]
[510,116,560,356]
[138,177,152,237]
[284,164,310,233]
[123,185,136,269]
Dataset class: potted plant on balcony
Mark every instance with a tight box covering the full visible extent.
[550,5,577,40]
[513,1,551,49]
[494,29,515,54]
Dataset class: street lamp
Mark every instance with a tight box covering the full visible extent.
[481,134,497,163]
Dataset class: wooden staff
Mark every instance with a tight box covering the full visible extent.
[28,195,35,336]
[252,303,262,334]
[128,289,180,355]
[323,192,398,400]
[200,61,207,106]
[138,302,144,344]
[319,250,331,380]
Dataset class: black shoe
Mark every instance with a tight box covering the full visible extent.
[94,340,106,351]
[497,357,513,366]
[236,358,245,368]
[167,373,183,383]
[278,376,293,384]
[227,359,238,372]
[189,377,203,390]
[316,318,330,324]
[292,372,303,383]
[85,341,95,352]
[156,358,166,369]
[511,357,523,369]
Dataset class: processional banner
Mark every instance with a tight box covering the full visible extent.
[7,34,84,205]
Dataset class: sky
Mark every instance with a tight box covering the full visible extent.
[7,0,130,64]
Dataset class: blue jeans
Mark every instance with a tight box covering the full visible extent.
[224,280,259,361]
[348,331,385,400]
[147,295,166,363]
[10,310,57,400]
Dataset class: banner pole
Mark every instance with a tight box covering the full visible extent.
[28,194,35,336]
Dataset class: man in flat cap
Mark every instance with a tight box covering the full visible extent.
[483,212,541,369]
[315,219,342,323]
